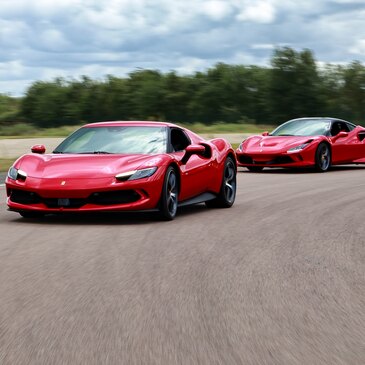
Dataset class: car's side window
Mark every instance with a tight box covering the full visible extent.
[331,121,350,136]
[170,128,191,152]
[346,123,355,132]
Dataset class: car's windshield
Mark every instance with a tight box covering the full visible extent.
[54,126,168,154]
[271,119,331,136]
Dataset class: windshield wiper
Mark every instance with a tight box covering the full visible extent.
[77,151,113,154]
[53,150,64,154]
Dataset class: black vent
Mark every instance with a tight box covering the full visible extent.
[10,190,41,204]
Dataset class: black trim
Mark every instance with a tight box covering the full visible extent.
[178,192,216,207]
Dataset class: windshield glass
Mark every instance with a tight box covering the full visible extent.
[54,126,168,154]
[271,119,331,136]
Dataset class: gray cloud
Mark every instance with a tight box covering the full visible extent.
[1,0,365,95]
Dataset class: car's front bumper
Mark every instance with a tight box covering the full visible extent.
[6,174,164,214]
[235,150,314,168]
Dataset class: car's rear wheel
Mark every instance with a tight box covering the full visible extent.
[206,156,236,208]
[19,211,44,219]
[159,166,178,220]
[315,143,331,172]
[247,166,264,172]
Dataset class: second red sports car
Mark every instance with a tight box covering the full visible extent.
[236,117,365,172]
[6,121,237,220]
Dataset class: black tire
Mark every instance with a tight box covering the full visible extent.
[159,166,179,220]
[315,143,331,172]
[247,166,264,172]
[206,156,236,208]
[19,211,44,219]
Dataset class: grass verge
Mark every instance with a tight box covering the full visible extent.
[0,159,14,173]
[181,122,273,134]
[0,122,274,138]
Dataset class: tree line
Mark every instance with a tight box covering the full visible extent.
[2,47,365,127]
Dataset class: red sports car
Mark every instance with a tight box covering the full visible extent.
[236,117,365,172]
[6,121,237,220]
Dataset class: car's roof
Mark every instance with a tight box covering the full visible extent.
[83,121,180,128]
[289,117,349,123]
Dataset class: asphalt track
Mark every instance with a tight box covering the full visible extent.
[0,167,364,365]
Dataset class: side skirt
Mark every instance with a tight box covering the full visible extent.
[178,192,217,207]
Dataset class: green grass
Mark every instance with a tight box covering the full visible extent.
[231,143,239,149]
[0,122,274,139]
[0,123,82,138]
[181,122,274,134]
[0,158,15,172]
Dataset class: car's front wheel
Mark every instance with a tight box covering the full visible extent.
[159,166,179,220]
[315,143,331,172]
[206,156,236,208]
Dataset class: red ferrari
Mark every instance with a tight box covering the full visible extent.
[236,117,365,172]
[6,121,237,220]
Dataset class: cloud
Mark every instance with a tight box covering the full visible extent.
[201,1,233,21]
[1,0,365,95]
[349,39,365,56]
[236,1,276,23]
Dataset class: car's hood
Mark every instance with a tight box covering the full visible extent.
[242,135,321,152]
[15,153,167,179]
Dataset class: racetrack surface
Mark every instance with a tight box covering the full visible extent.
[0,167,364,365]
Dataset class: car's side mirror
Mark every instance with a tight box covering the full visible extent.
[333,131,348,141]
[31,144,46,154]
[181,144,206,164]
[262,131,270,136]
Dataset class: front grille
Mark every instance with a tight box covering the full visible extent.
[266,156,294,165]
[9,189,141,208]
[89,190,140,205]
[238,155,254,164]
[238,155,294,165]
[43,198,86,209]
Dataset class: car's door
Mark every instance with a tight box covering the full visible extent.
[330,122,364,163]
[168,127,212,200]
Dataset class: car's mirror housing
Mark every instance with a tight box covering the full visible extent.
[262,131,270,136]
[31,144,46,154]
[181,144,206,164]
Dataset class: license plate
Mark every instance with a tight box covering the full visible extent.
[58,198,70,206]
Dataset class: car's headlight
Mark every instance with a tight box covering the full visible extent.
[115,167,158,181]
[238,139,246,152]
[8,166,27,181]
[287,143,310,153]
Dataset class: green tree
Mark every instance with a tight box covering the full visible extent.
[127,69,164,120]
[0,94,21,123]
[342,61,365,122]
[161,71,192,122]
[22,79,68,127]
[270,47,323,122]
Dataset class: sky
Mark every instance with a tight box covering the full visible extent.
[1,0,365,96]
